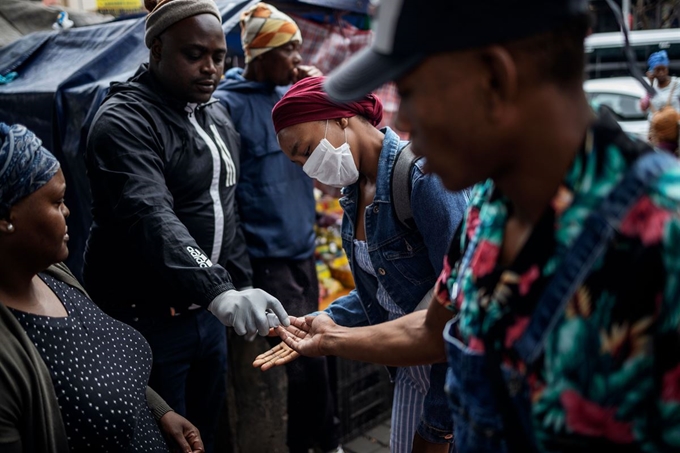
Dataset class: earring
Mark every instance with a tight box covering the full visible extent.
[6,223,14,232]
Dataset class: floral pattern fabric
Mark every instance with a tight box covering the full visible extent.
[436,112,680,451]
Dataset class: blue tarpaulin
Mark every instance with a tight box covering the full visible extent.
[0,0,258,281]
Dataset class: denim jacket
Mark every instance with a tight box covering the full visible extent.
[321,127,469,442]
[323,127,468,327]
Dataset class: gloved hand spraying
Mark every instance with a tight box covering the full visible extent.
[207,288,290,337]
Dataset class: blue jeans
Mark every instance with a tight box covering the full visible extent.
[125,309,227,453]
[444,317,532,453]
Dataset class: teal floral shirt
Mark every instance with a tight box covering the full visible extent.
[436,112,680,451]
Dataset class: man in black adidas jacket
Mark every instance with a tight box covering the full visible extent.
[82,1,289,452]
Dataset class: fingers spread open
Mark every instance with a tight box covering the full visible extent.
[289,316,311,332]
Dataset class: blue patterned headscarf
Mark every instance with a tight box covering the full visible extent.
[0,123,60,218]
[648,50,670,72]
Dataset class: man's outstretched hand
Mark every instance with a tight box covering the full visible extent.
[252,340,300,371]
[276,314,339,357]
[251,315,312,371]
[253,314,341,370]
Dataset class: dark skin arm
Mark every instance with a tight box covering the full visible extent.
[276,296,450,367]
[275,301,453,453]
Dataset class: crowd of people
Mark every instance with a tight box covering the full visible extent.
[1,0,680,453]
[212,5,339,452]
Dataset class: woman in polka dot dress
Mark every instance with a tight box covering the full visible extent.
[0,122,205,453]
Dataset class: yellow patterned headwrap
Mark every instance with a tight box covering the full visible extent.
[240,2,302,64]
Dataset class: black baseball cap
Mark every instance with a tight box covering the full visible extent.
[324,0,590,102]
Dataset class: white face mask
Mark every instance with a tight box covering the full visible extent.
[302,120,359,188]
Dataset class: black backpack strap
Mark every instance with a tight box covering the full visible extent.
[391,142,419,229]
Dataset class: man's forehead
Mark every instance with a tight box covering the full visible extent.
[179,42,227,53]
[269,39,300,54]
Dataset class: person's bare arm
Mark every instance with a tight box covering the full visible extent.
[278,297,451,367]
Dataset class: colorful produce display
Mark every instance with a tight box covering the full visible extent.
[314,191,354,310]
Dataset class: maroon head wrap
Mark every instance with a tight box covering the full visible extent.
[272,76,383,134]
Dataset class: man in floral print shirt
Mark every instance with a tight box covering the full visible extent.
[271,1,680,452]
[431,118,680,451]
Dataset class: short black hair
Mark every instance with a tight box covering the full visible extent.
[507,13,593,87]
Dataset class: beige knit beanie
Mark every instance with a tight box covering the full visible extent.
[144,0,222,48]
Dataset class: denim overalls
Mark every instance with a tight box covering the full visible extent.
[443,150,677,453]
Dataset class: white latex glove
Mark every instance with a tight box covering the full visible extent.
[244,311,283,342]
[208,288,290,337]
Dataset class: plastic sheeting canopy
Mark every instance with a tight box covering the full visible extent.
[0,0,258,282]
